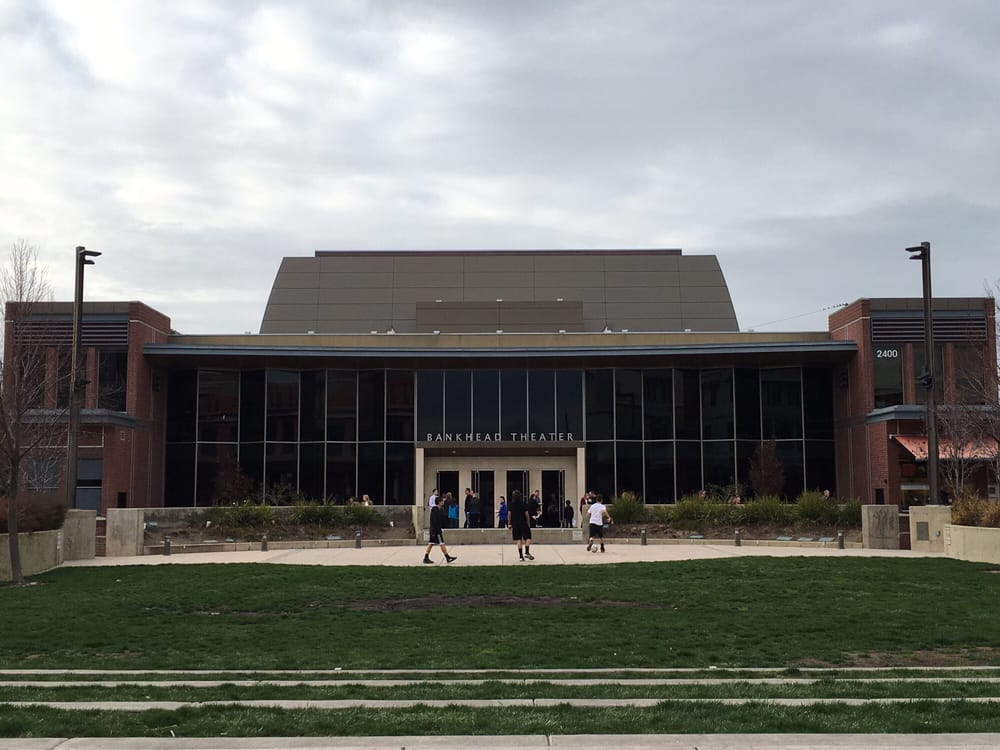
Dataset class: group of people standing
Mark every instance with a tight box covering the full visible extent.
[423,486,613,563]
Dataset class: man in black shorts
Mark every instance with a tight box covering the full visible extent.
[508,489,534,561]
[423,500,457,564]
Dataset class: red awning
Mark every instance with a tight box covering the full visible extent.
[894,435,999,461]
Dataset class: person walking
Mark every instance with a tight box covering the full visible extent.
[497,496,509,529]
[508,489,534,561]
[586,494,612,553]
[423,499,457,565]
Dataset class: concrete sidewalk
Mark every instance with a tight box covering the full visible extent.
[58,540,936,569]
[3,734,1000,749]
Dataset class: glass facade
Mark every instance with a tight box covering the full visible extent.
[164,364,835,506]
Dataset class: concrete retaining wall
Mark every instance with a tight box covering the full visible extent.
[862,504,899,549]
[946,524,1000,564]
[62,509,97,560]
[0,529,64,581]
[106,508,145,557]
[908,506,951,554]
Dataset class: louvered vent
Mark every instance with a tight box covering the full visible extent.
[15,317,129,346]
[871,315,987,342]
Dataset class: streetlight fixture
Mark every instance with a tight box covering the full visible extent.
[906,241,939,505]
[65,245,101,508]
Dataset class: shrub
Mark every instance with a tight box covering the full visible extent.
[0,492,69,534]
[209,502,274,529]
[837,500,862,527]
[950,493,1000,528]
[795,491,840,526]
[743,496,794,525]
[609,492,646,524]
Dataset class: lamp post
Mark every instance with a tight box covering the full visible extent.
[65,246,101,508]
[906,241,939,505]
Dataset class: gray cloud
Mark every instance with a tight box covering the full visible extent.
[1,0,997,333]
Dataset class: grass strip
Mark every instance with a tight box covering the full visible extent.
[2,702,1000,736]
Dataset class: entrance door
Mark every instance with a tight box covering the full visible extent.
[541,469,566,527]
[472,470,495,528]
[506,469,528,503]
[436,470,459,506]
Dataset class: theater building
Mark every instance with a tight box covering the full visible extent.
[13,249,996,519]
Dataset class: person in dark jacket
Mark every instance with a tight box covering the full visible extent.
[423,501,457,564]
[508,489,534,561]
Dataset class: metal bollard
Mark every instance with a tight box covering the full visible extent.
[734,528,742,547]
[837,530,845,549]
[163,537,171,556]
[261,533,268,552]
[640,528,647,546]
[355,529,362,548]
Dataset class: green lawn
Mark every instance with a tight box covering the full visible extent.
[4,557,1000,736]
[4,558,1000,669]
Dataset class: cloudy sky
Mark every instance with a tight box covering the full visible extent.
[2,0,998,334]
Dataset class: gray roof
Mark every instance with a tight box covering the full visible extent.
[260,249,740,335]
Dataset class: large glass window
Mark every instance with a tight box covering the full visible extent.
[357,443,384,503]
[761,368,802,439]
[444,370,472,436]
[386,443,415,504]
[166,370,198,443]
[643,441,675,503]
[472,370,500,435]
[701,368,734,440]
[802,368,834,439]
[643,369,673,440]
[501,370,528,436]
[416,370,443,439]
[358,370,385,441]
[164,443,195,506]
[199,370,240,443]
[327,371,357,442]
[872,344,903,408]
[585,370,613,440]
[239,442,264,493]
[555,370,583,438]
[196,443,236,505]
[674,369,700,440]
[265,442,298,493]
[675,441,702,497]
[239,370,265,442]
[615,441,643,497]
[528,370,555,436]
[734,368,761,440]
[299,442,325,501]
[615,369,643,440]
[805,440,836,495]
[97,350,128,411]
[702,440,735,489]
[386,370,415,441]
[299,370,326,442]
[585,442,614,499]
[775,440,804,500]
[326,442,355,503]
[266,370,299,442]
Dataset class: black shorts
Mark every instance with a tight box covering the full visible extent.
[588,523,605,539]
[511,523,531,541]
[428,531,444,545]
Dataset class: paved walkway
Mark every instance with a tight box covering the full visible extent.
[59,540,936,568]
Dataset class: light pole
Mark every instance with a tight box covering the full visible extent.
[906,241,939,505]
[65,245,101,508]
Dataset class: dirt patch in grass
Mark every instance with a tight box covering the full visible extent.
[796,647,1000,668]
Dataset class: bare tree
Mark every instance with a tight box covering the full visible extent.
[936,402,986,499]
[0,241,60,584]
[748,439,785,498]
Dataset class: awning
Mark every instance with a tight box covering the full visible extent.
[894,435,999,461]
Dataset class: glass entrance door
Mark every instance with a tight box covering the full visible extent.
[472,470,495,528]
[541,469,566,526]
[436,470,459,505]
[506,469,528,504]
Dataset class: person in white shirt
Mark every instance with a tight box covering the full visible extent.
[586,495,612,553]
[428,489,439,508]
